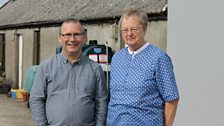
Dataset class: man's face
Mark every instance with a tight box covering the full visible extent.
[121,16,146,51]
[58,22,86,56]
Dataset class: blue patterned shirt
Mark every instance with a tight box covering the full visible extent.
[107,44,179,126]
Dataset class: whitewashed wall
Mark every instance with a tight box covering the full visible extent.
[168,0,224,125]
[1,20,167,88]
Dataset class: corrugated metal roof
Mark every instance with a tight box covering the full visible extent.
[0,0,167,28]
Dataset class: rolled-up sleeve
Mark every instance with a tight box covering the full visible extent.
[29,65,48,126]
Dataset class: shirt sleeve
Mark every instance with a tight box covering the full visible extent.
[29,64,48,126]
[94,65,108,126]
[156,53,179,102]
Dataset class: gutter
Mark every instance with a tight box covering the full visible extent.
[0,12,167,30]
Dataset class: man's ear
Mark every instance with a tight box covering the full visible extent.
[58,35,62,44]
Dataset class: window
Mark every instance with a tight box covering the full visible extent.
[0,34,5,71]
[33,31,40,65]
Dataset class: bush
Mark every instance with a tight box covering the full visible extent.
[0,77,14,94]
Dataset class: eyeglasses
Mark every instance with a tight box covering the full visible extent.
[60,32,84,39]
[121,26,143,34]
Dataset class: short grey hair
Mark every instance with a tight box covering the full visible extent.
[59,18,84,35]
[119,7,148,31]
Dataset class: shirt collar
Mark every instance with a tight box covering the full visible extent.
[59,52,82,64]
[128,42,149,57]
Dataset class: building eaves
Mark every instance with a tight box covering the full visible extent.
[0,0,167,29]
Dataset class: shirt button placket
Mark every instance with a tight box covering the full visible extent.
[71,64,77,123]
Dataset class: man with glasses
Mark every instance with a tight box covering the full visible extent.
[30,18,108,126]
[107,7,179,126]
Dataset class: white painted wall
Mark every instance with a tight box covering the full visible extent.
[146,21,167,51]
[85,24,119,51]
[168,0,224,125]
[1,20,167,89]
[40,27,59,61]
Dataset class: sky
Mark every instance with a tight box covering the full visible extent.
[0,0,8,7]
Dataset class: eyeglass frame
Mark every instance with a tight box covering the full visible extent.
[121,26,143,34]
[60,31,85,39]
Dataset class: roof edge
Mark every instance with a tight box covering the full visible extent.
[0,13,167,30]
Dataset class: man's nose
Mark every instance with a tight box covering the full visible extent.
[69,36,77,41]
